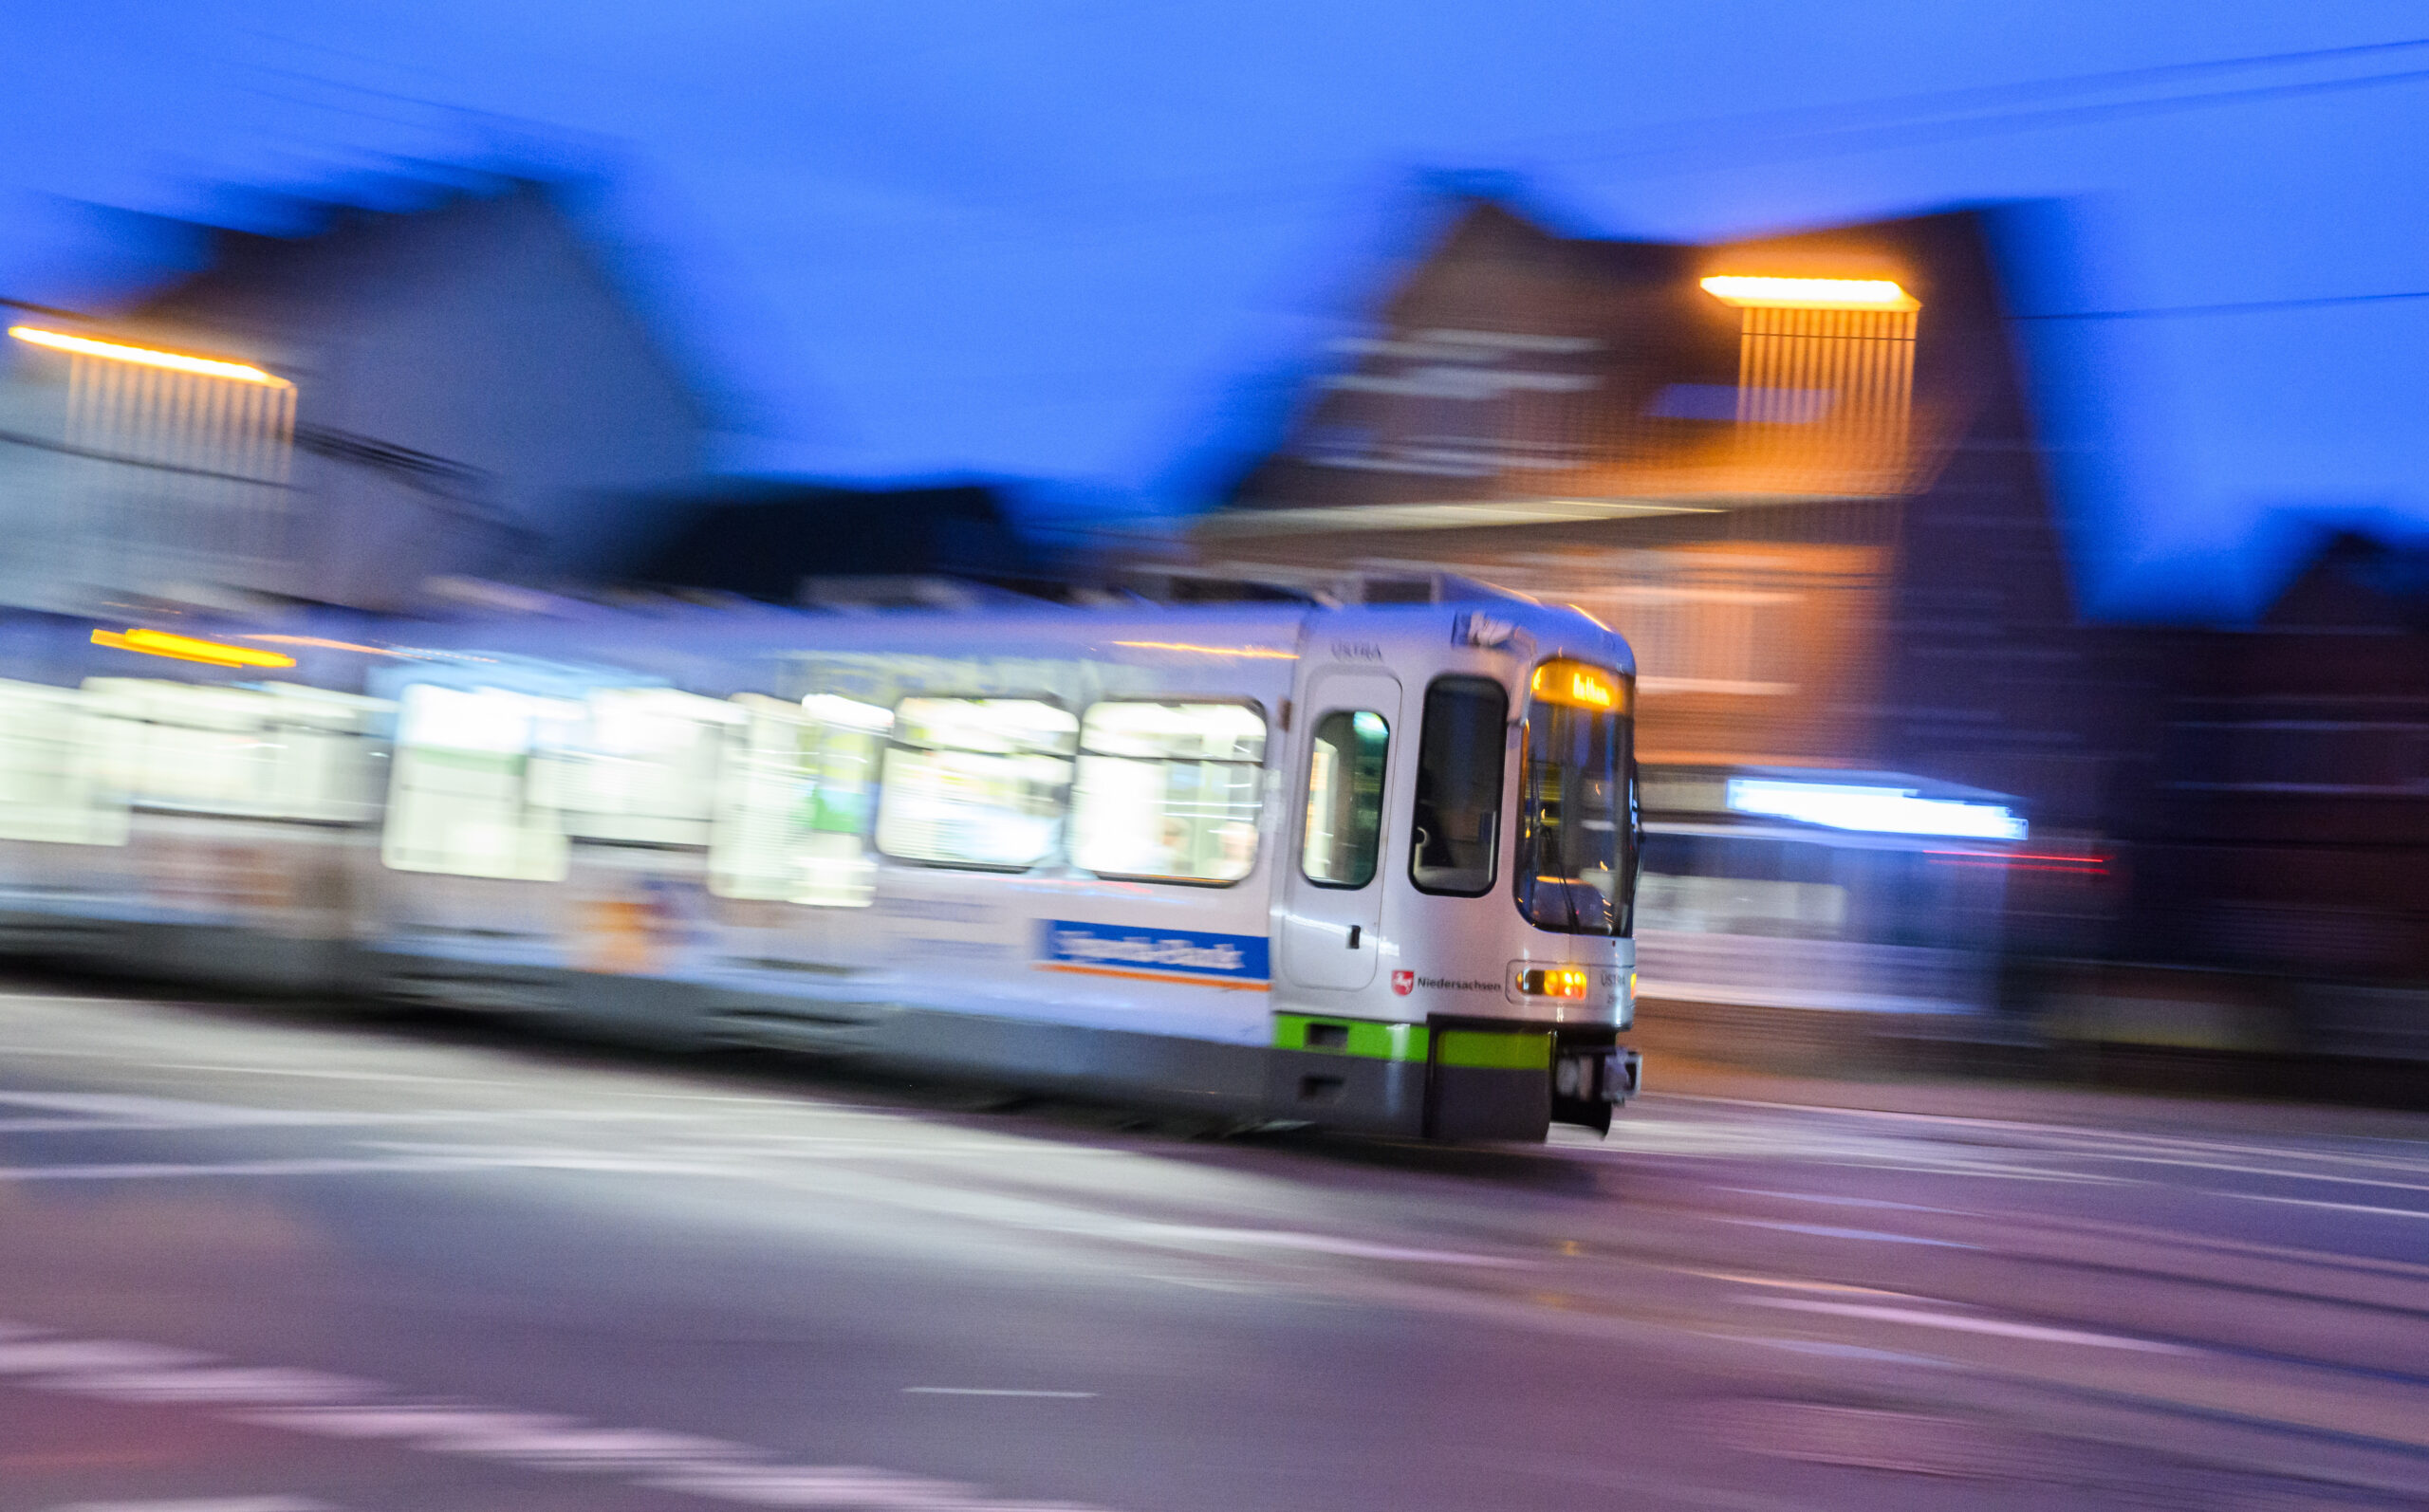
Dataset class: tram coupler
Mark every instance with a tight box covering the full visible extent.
[1550,1041,1640,1134]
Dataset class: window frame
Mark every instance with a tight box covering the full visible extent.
[705,690,891,906]
[377,681,582,882]
[1298,705,1392,892]
[533,686,741,854]
[1068,695,1270,889]
[1512,657,1636,937]
[84,678,391,829]
[871,691,1080,874]
[1407,673,1510,899]
[0,677,129,846]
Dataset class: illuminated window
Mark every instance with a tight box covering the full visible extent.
[1070,702,1265,884]
[1515,668,1634,936]
[709,691,891,905]
[874,698,1076,871]
[1301,710,1388,888]
[533,687,741,848]
[1410,676,1506,896]
[380,684,581,880]
[0,679,126,845]
[1701,274,1919,490]
[82,678,389,824]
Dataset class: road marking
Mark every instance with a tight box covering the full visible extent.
[2225,1190,2429,1221]
[46,1368,382,1405]
[1132,1226,1532,1267]
[0,1322,1124,1510]
[46,1500,339,1512]
[0,1156,531,1182]
[641,1466,1002,1508]
[902,1388,1098,1398]
[0,1342,213,1374]
[1721,1188,1959,1214]
[1727,1336,1956,1368]
[143,1063,526,1085]
[0,1091,702,1134]
[1751,1299,2191,1353]
[1714,1218,1975,1248]
[1684,1270,1919,1299]
[0,1092,349,1125]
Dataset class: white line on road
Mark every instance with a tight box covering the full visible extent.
[2223,1190,2429,1221]
[1721,1188,1960,1214]
[46,1500,339,1512]
[1131,1226,1533,1266]
[0,1323,1125,1511]
[1714,1218,1975,1248]
[902,1388,1099,1398]
[0,1341,213,1374]
[1685,1270,1920,1300]
[46,1501,339,1512]
[0,1155,551,1181]
[1751,1299,2192,1353]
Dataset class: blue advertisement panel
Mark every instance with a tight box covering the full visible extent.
[1039,919,1271,987]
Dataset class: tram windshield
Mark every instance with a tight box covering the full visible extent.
[1514,660,1635,936]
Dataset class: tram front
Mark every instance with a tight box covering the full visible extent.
[1401,654,1641,1140]
[1510,657,1641,1135]
[1272,613,1641,1143]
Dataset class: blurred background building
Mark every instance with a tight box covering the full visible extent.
[619,478,1048,605]
[2105,526,2429,993]
[0,161,2420,1050]
[0,178,712,617]
[1183,198,2121,834]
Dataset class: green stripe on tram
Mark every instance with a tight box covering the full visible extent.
[1272,1016,1553,1071]
[1272,1014,1428,1061]
[1436,1029,1552,1071]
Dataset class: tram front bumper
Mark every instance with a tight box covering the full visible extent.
[1565,1046,1641,1102]
[1550,1045,1641,1135]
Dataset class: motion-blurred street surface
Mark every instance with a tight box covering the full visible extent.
[3,981,2425,1512]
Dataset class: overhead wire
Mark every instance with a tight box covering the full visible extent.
[809,32,2429,231]
[2016,287,2429,322]
[186,31,2429,240]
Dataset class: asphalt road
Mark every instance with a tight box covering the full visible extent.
[2,982,2427,1512]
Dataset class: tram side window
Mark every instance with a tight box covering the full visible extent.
[1410,676,1507,896]
[531,688,740,848]
[1070,702,1265,883]
[0,679,126,845]
[875,698,1077,870]
[82,679,388,824]
[1301,710,1388,888]
[708,692,891,905]
[381,684,580,881]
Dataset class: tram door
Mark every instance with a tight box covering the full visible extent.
[1279,670,1400,991]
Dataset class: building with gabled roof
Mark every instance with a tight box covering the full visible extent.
[1189,195,2120,829]
[0,176,713,614]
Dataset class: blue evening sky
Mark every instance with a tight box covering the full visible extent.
[2,2,2423,617]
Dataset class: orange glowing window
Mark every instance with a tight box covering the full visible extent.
[11,326,290,387]
[1698,276,1918,312]
[1530,660,1624,712]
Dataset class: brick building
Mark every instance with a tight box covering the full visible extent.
[1194,196,2121,830]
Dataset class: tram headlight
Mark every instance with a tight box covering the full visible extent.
[1515,967,1588,1000]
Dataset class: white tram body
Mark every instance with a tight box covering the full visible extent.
[0,597,1641,1140]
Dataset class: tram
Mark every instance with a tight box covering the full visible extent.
[0,594,1641,1141]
